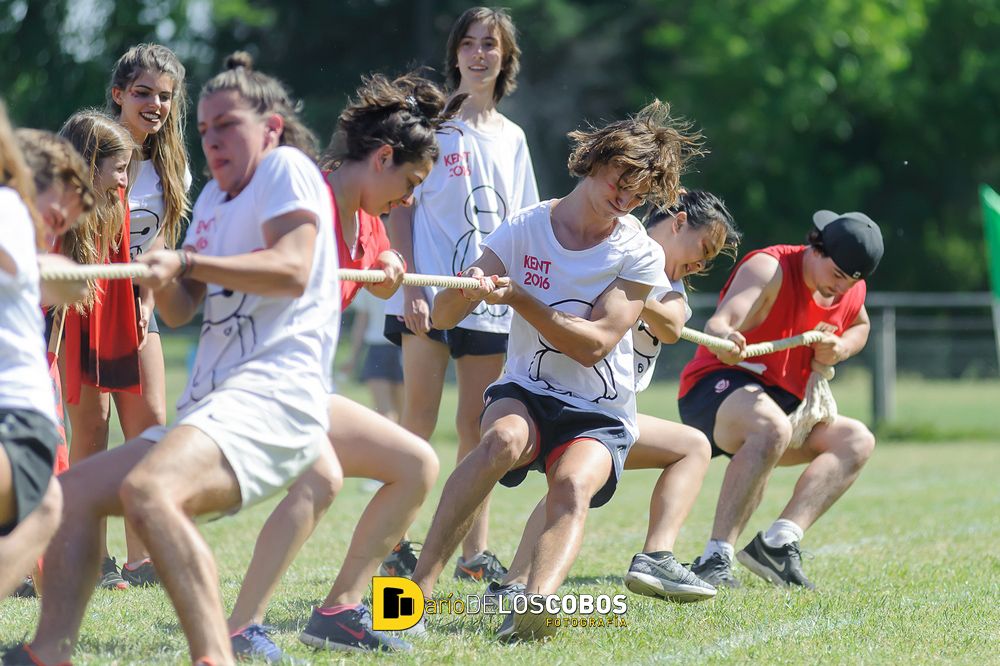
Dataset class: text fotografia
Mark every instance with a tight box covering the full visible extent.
[425,592,629,619]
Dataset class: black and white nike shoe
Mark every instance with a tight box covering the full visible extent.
[736,532,815,589]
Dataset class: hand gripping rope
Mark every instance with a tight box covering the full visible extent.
[40,264,837,445]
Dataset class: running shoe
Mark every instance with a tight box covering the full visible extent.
[483,580,526,606]
[495,595,556,643]
[10,577,36,599]
[454,550,508,583]
[121,559,159,587]
[624,552,717,602]
[690,552,741,589]
[231,624,297,664]
[97,556,129,590]
[736,532,815,589]
[298,605,412,652]
[1,644,70,666]
[379,540,420,578]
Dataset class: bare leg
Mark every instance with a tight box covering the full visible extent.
[628,415,712,553]
[30,438,155,665]
[411,399,538,598]
[367,378,401,423]
[774,416,876,531]
[399,334,449,441]
[0,446,62,598]
[227,445,342,631]
[709,386,793,544]
[322,396,438,606]
[65,382,113,561]
[119,425,243,665]
[524,441,612,595]
[454,353,504,560]
[114,332,168,564]
[502,497,546,586]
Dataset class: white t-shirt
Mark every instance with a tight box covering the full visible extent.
[178,147,339,427]
[385,115,539,333]
[0,188,57,423]
[482,201,668,442]
[128,159,192,257]
[352,288,392,346]
[632,278,692,393]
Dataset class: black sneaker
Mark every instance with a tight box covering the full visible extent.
[379,540,420,578]
[737,532,815,589]
[484,580,526,606]
[690,552,741,589]
[624,552,717,602]
[1,644,67,666]
[97,556,129,591]
[11,577,36,599]
[454,550,508,583]
[298,605,412,652]
[495,594,556,643]
[121,559,160,587]
[232,623,299,663]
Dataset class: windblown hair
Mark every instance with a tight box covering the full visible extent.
[322,72,465,169]
[202,51,318,160]
[16,128,95,251]
[567,100,705,209]
[445,6,521,103]
[646,189,741,285]
[108,43,191,249]
[0,100,44,247]
[58,110,137,309]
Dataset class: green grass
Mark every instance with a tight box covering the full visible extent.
[2,332,999,663]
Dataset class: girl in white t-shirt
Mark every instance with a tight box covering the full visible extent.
[487,191,743,605]
[421,101,704,640]
[385,5,539,582]
[25,53,339,666]
[106,44,192,583]
[0,110,93,602]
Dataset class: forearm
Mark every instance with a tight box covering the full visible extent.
[187,249,309,298]
[386,208,416,271]
[154,278,202,327]
[508,290,613,367]
[641,299,684,344]
[432,288,477,330]
[838,322,870,360]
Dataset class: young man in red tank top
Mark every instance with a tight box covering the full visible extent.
[678,210,884,589]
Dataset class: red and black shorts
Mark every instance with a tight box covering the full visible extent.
[483,382,630,508]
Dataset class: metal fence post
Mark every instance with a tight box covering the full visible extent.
[872,306,897,427]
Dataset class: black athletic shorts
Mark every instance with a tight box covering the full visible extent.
[483,382,631,508]
[383,315,507,359]
[677,369,801,458]
[0,408,60,535]
[359,344,404,383]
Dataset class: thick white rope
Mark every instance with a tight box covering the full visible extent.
[39,263,839,439]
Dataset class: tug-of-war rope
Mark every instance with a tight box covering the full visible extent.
[41,264,837,446]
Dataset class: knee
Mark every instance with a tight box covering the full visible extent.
[297,456,342,511]
[455,412,482,448]
[688,432,712,468]
[119,470,166,527]
[410,440,440,494]
[843,425,876,471]
[482,422,529,470]
[403,407,439,441]
[748,417,793,462]
[546,476,592,517]
[35,479,63,529]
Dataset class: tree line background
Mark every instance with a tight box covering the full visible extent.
[2,0,998,292]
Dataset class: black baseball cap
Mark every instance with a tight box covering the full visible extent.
[812,210,884,280]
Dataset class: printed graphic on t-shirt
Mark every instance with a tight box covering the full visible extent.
[130,208,160,256]
[633,319,659,380]
[458,184,509,319]
[527,298,619,404]
[190,288,257,401]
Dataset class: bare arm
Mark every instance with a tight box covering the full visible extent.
[812,305,871,365]
[493,277,651,368]
[386,205,431,333]
[703,253,781,364]
[364,249,406,300]
[640,291,688,344]
[33,254,88,307]
[137,209,319,326]
[431,247,507,330]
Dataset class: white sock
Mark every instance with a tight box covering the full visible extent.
[762,519,804,548]
[702,539,734,563]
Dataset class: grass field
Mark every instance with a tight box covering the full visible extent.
[2,333,999,664]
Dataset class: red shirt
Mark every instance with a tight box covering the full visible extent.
[325,176,393,311]
[679,245,866,400]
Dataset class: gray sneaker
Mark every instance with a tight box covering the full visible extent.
[495,594,557,643]
[624,552,717,602]
[454,550,508,584]
[690,552,742,589]
[483,580,526,605]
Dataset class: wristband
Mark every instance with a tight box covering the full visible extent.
[388,248,407,272]
[176,250,194,279]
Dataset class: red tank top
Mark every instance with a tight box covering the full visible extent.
[325,174,393,311]
[678,245,866,399]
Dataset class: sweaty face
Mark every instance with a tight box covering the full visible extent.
[364,155,433,217]
[35,181,86,245]
[456,21,503,90]
[113,70,176,142]
[198,90,276,198]
[96,153,130,195]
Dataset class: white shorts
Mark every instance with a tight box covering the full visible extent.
[140,387,327,512]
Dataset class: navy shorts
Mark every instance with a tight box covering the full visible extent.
[383,315,507,359]
[359,344,404,383]
[0,408,59,535]
[483,382,631,508]
[677,369,801,458]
